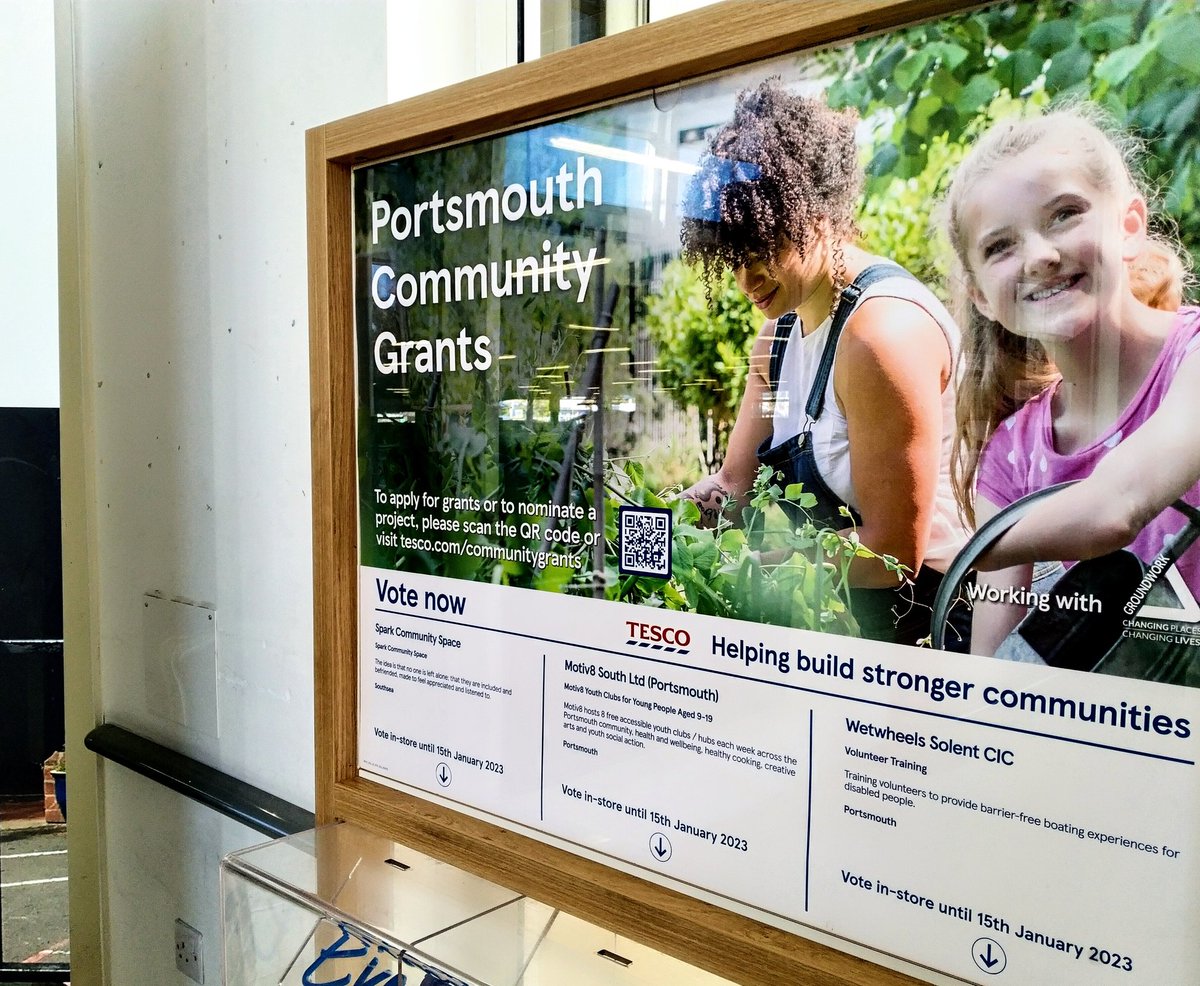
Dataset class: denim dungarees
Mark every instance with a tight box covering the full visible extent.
[754,264,961,646]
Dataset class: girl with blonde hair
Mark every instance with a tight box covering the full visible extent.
[944,103,1200,659]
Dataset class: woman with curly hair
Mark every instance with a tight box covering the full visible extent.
[679,78,968,646]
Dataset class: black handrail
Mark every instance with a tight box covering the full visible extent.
[0,726,312,984]
[84,723,314,839]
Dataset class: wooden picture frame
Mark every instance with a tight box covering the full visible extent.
[309,3,980,983]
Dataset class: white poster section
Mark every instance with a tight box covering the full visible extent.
[358,570,1199,985]
[351,11,1200,984]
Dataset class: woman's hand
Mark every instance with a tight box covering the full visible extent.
[681,319,778,528]
[680,475,732,528]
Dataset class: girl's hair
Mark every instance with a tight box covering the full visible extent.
[680,78,861,284]
[943,104,1189,526]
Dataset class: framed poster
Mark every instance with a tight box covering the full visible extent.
[310,2,1200,983]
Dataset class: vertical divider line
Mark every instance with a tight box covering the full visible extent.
[540,652,547,821]
[805,708,814,911]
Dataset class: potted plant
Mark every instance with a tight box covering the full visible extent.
[49,750,66,821]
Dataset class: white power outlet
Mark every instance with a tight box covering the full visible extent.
[175,918,204,983]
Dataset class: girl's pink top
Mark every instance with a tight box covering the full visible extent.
[977,306,1200,598]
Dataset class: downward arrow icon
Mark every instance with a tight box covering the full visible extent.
[979,943,998,968]
[971,936,1005,974]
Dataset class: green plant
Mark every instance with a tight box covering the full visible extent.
[365,395,905,635]
[604,462,906,634]
[642,261,761,474]
[825,0,1200,266]
[617,432,705,497]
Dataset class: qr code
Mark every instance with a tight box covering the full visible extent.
[618,506,672,578]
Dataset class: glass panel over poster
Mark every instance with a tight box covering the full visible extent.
[349,3,1200,983]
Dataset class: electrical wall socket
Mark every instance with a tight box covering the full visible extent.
[175,918,204,983]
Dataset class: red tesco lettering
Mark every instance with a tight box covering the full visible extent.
[624,620,690,647]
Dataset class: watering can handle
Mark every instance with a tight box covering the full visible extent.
[931,483,1200,649]
[930,482,1076,650]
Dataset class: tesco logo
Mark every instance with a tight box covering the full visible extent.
[625,620,690,648]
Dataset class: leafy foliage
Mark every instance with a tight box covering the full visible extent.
[641,261,762,473]
[825,0,1200,266]
[605,462,905,635]
[370,399,901,636]
[854,133,966,292]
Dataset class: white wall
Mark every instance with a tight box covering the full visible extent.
[2,0,58,408]
[62,0,379,972]
[58,2,747,981]
[649,0,720,21]
[387,0,514,100]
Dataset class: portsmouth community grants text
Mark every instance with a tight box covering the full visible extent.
[368,156,606,312]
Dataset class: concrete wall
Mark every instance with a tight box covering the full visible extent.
[56,1,502,980]
[58,1,718,981]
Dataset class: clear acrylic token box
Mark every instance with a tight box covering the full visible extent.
[220,820,736,985]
